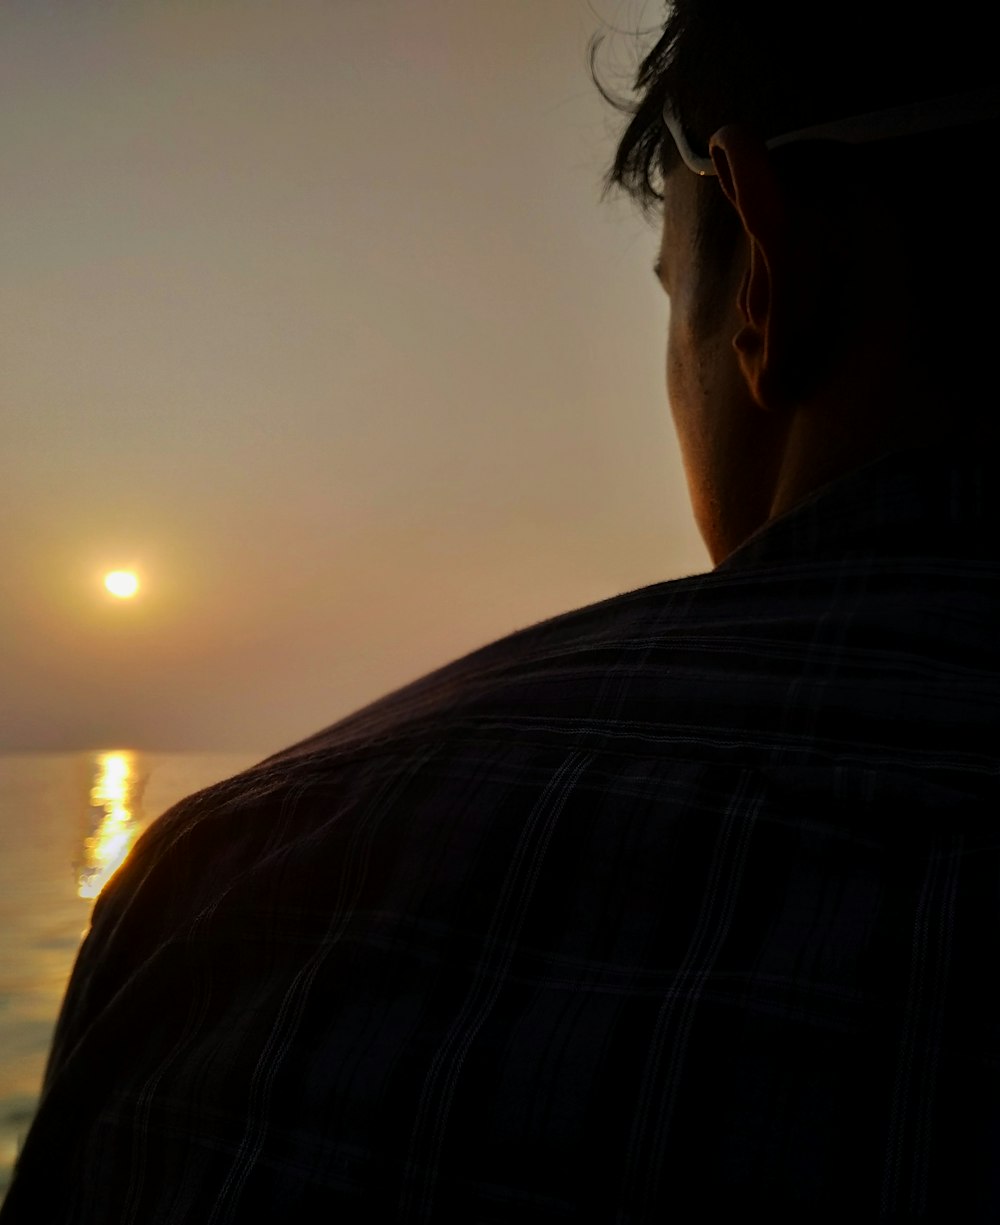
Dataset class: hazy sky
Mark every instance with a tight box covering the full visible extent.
[1,0,706,753]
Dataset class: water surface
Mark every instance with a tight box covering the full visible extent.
[0,750,257,1197]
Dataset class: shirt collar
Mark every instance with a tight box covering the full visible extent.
[716,438,1000,572]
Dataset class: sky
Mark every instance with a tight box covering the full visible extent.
[1,0,707,754]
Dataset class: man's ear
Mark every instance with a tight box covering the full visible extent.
[708,125,791,410]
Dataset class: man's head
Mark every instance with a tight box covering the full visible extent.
[598,3,998,562]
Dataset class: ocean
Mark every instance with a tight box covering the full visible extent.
[0,749,259,1199]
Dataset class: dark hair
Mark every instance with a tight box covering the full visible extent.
[592,3,997,399]
[594,2,991,214]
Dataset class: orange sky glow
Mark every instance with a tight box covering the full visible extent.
[0,0,706,752]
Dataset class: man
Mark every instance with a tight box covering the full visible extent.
[4,3,999,1220]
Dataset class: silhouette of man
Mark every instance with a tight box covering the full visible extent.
[5,3,999,1220]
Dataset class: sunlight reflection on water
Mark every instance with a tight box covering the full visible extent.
[77,751,148,900]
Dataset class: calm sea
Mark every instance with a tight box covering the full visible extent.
[0,749,259,1199]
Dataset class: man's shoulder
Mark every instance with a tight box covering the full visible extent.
[86,572,707,934]
[119,569,725,878]
[267,569,722,764]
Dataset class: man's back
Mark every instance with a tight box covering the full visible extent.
[5,440,1000,1221]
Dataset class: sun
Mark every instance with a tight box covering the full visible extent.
[104,570,140,599]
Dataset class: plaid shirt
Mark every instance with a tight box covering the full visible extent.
[5,440,1000,1223]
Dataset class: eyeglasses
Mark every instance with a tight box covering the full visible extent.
[662,86,1000,177]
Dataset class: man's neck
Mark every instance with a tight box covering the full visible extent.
[766,372,944,525]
